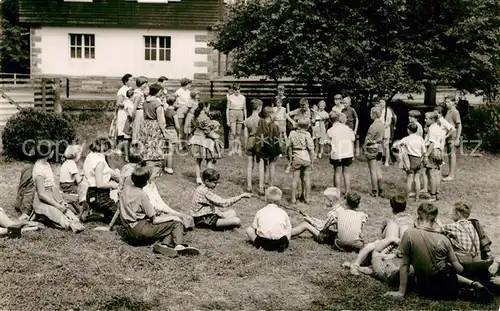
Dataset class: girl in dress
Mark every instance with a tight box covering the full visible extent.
[188,101,222,184]
[32,141,84,232]
[312,100,329,159]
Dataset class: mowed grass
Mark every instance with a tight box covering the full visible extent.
[0,113,499,310]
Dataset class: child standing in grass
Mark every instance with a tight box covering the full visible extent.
[163,95,180,175]
[255,106,283,195]
[408,110,424,137]
[363,107,385,197]
[288,118,315,204]
[120,166,200,258]
[312,100,329,159]
[59,145,89,211]
[423,111,446,201]
[244,99,263,192]
[245,186,292,253]
[190,169,251,230]
[392,123,426,200]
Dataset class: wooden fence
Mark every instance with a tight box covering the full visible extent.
[0,73,56,110]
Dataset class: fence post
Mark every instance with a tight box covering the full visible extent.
[210,81,214,98]
[13,73,17,85]
[41,78,47,110]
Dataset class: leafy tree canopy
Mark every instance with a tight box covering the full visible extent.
[211,0,500,99]
[0,0,30,73]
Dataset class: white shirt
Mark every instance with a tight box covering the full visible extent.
[32,160,55,189]
[438,116,454,133]
[397,133,426,157]
[59,159,79,183]
[228,93,246,110]
[83,152,112,187]
[425,123,446,150]
[327,122,355,160]
[175,88,191,108]
[252,204,292,240]
[117,85,130,106]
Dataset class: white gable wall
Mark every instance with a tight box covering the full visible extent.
[35,27,209,79]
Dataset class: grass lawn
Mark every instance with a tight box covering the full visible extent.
[0,113,499,310]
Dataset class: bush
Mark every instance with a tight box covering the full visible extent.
[2,108,77,162]
[463,103,500,154]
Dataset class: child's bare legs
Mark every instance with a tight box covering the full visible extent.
[303,169,311,203]
[269,160,276,187]
[434,167,442,197]
[165,143,175,173]
[414,170,422,200]
[314,139,320,157]
[334,166,342,190]
[178,118,185,150]
[368,159,381,195]
[259,160,267,194]
[246,156,254,191]
[195,158,203,184]
[429,168,437,197]
[422,169,429,195]
[245,227,257,242]
[291,221,320,237]
[343,166,351,195]
[291,169,300,203]
[406,172,414,198]
[319,143,324,159]
[216,209,241,228]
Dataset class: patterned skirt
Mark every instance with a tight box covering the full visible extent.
[137,119,167,161]
[189,133,222,160]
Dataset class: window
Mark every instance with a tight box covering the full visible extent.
[69,34,95,59]
[144,36,171,61]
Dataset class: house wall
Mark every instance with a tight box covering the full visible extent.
[31,26,217,80]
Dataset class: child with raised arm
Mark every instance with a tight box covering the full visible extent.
[244,99,263,192]
[191,169,251,230]
[245,186,292,253]
[120,166,200,258]
[288,118,315,204]
[392,123,426,199]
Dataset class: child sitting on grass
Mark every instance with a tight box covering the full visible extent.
[332,192,367,252]
[59,144,89,211]
[245,186,292,253]
[288,118,315,204]
[120,166,200,258]
[191,168,251,230]
[291,187,343,246]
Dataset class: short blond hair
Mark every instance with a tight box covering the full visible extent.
[323,187,340,202]
[265,186,283,203]
[64,144,82,160]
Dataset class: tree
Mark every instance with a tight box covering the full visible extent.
[211,0,500,101]
[0,0,30,73]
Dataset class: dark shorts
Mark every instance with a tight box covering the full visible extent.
[291,158,312,172]
[60,182,78,194]
[416,267,459,300]
[425,151,443,169]
[254,235,289,252]
[333,239,364,252]
[193,214,221,229]
[408,155,423,173]
[86,187,117,221]
[365,147,383,161]
[314,229,337,245]
[330,157,353,168]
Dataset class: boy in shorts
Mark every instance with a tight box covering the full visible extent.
[443,96,462,181]
[392,123,426,199]
[246,186,292,252]
[287,118,315,204]
[244,99,263,192]
[326,110,356,196]
[191,169,251,230]
[291,187,342,245]
[423,111,446,201]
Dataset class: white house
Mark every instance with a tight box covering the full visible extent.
[18,0,225,79]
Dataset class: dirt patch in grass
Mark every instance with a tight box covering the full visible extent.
[0,117,499,310]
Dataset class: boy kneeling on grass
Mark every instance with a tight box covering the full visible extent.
[191,168,252,230]
[120,166,200,258]
[245,186,292,253]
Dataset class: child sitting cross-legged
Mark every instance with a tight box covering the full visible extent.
[245,186,292,253]
[191,168,251,230]
[119,166,200,257]
[59,144,89,212]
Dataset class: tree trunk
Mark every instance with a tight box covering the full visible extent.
[424,84,437,106]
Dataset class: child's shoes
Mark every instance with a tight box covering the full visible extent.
[174,245,200,256]
[153,243,178,258]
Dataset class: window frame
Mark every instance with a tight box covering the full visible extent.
[144,35,172,62]
[69,33,95,60]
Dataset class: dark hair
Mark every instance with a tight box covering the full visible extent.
[390,195,407,214]
[121,74,132,85]
[158,76,168,83]
[232,83,240,91]
[131,166,151,188]
[149,83,162,97]
[166,95,176,106]
[417,203,438,222]
[261,106,274,118]
[346,192,361,209]
[34,140,55,159]
[454,201,471,219]
[180,78,192,87]
[202,168,220,182]
[193,101,208,122]
[407,122,418,134]
[128,142,143,164]
[89,136,113,153]
[126,89,134,98]
[434,105,445,115]
[190,89,200,99]
[135,76,148,88]
[251,99,263,110]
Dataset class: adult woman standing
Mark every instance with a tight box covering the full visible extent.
[83,136,120,222]
[136,83,173,177]
[131,76,149,142]
[188,101,222,184]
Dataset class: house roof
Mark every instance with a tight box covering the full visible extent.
[18,0,223,30]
